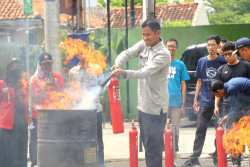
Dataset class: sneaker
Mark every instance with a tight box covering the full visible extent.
[181,159,200,167]
[213,157,218,167]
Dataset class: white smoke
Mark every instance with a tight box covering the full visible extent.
[73,85,102,110]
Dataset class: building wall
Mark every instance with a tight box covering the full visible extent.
[192,0,209,26]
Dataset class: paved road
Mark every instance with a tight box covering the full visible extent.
[27,118,250,167]
[104,158,250,167]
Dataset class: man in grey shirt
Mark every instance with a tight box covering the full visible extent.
[69,58,105,167]
[112,19,171,167]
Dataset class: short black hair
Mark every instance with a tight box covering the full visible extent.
[207,35,220,45]
[221,41,236,52]
[141,19,161,31]
[220,38,228,43]
[209,80,224,92]
[165,38,178,47]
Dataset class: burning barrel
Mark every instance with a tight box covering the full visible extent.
[37,109,97,167]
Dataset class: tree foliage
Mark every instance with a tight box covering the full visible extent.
[204,0,250,24]
[162,19,192,27]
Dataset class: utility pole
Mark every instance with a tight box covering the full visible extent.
[130,0,135,27]
[75,0,83,32]
[82,0,87,32]
[44,0,62,73]
[143,0,155,21]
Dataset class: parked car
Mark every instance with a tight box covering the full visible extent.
[180,43,208,121]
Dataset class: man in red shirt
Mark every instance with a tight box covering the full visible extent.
[0,58,29,167]
[29,53,64,167]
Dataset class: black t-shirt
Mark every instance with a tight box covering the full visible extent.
[216,60,250,82]
[216,60,250,106]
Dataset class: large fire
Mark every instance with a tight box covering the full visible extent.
[60,37,107,76]
[223,115,250,157]
[34,35,107,110]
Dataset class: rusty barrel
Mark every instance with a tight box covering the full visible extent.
[37,109,97,167]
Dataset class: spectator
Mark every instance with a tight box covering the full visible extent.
[0,58,28,167]
[214,41,250,166]
[29,53,64,167]
[69,54,105,167]
[211,77,250,167]
[112,19,171,167]
[218,38,228,56]
[182,35,226,167]
[233,37,250,62]
[165,38,190,154]
[210,78,250,126]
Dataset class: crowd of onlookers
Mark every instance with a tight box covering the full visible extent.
[181,36,250,167]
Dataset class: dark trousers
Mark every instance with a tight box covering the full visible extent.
[29,118,37,167]
[97,111,104,164]
[0,125,28,167]
[190,106,218,161]
[138,110,166,167]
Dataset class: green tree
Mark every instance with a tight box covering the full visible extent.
[204,0,250,24]
[162,19,192,27]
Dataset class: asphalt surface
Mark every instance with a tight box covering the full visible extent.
[27,118,250,167]
[105,158,250,167]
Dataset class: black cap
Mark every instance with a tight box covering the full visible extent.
[7,58,21,68]
[39,53,53,64]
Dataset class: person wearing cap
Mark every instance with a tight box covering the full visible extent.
[28,52,64,167]
[233,37,250,62]
[0,58,29,167]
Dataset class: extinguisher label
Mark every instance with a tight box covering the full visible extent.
[113,86,121,102]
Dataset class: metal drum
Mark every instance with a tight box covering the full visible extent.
[37,109,97,167]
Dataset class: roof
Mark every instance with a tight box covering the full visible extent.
[0,0,103,28]
[103,2,199,28]
[0,0,33,20]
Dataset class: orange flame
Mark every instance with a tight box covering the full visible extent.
[223,115,250,157]
[38,81,83,110]
[60,38,90,65]
[60,37,107,76]
[42,90,71,110]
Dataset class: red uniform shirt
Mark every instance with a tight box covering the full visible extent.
[31,71,64,119]
[0,80,29,130]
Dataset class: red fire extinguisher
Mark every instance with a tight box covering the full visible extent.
[165,124,174,167]
[108,76,124,133]
[129,120,138,167]
[216,125,227,167]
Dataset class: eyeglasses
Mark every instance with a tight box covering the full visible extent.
[223,53,233,57]
[166,45,177,49]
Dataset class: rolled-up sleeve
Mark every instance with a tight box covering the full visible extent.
[115,40,144,67]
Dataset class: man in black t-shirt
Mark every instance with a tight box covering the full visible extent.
[214,41,250,167]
